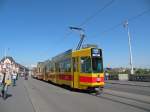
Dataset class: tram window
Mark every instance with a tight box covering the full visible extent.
[66,63,71,72]
[44,67,46,72]
[58,59,71,72]
[64,59,71,72]
[52,63,55,72]
[92,57,103,73]
[50,64,53,72]
[80,57,92,73]
[55,63,59,72]
[59,62,65,72]
[46,63,51,72]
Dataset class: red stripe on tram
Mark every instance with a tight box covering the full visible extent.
[59,74,73,81]
[80,76,104,83]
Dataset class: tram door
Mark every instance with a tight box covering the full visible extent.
[72,57,79,88]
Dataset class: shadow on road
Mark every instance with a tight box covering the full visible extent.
[0,94,13,100]
[35,78,97,94]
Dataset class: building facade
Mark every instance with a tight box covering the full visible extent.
[0,56,28,74]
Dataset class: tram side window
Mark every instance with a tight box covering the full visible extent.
[58,59,71,72]
[50,64,52,72]
[64,59,71,72]
[80,57,92,73]
[50,63,54,72]
[44,67,46,72]
[55,63,59,72]
[59,62,65,72]
[46,63,50,72]
[38,68,40,73]
[66,63,71,72]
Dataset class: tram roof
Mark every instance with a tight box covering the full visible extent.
[52,49,72,61]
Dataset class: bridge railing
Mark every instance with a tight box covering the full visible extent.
[107,74,150,82]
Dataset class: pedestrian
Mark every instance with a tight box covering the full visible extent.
[24,72,28,80]
[0,71,4,97]
[0,71,4,85]
[2,71,11,100]
[12,71,17,86]
[1,71,6,99]
[16,73,19,80]
[105,72,109,80]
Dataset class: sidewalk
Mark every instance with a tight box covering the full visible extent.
[0,78,35,112]
[105,80,150,87]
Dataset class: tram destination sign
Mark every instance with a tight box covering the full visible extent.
[91,48,101,57]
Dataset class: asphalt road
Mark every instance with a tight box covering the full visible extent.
[0,77,150,112]
[0,78,35,112]
[105,83,150,96]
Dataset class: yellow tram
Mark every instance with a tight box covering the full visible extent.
[36,46,104,91]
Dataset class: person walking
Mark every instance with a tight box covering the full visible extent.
[16,73,19,80]
[1,71,6,99]
[2,71,11,100]
[24,72,28,80]
[105,72,109,80]
[0,71,4,97]
[12,71,17,86]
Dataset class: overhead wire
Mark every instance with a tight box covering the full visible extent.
[100,8,150,35]
[78,0,115,27]
[46,2,150,57]
[57,0,115,44]
[40,2,150,63]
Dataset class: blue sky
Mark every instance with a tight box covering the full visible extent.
[0,0,150,68]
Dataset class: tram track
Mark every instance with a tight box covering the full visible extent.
[31,78,150,112]
[93,89,150,112]
[103,92,150,104]
[99,94,150,112]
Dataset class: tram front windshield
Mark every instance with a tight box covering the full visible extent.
[92,57,103,73]
[80,57,103,73]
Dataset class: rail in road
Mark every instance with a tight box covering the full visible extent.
[99,89,150,112]
[31,78,150,112]
[0,77,150,112]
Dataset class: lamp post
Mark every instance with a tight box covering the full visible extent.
[123,20,134,74]
[4,48,10,59]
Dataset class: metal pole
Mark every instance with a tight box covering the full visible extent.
[4,48,6,59]
[124,20,134,74]
[127,26,134,74]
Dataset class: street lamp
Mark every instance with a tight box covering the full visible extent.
[4,48,10,59]
[123,20,134,74]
